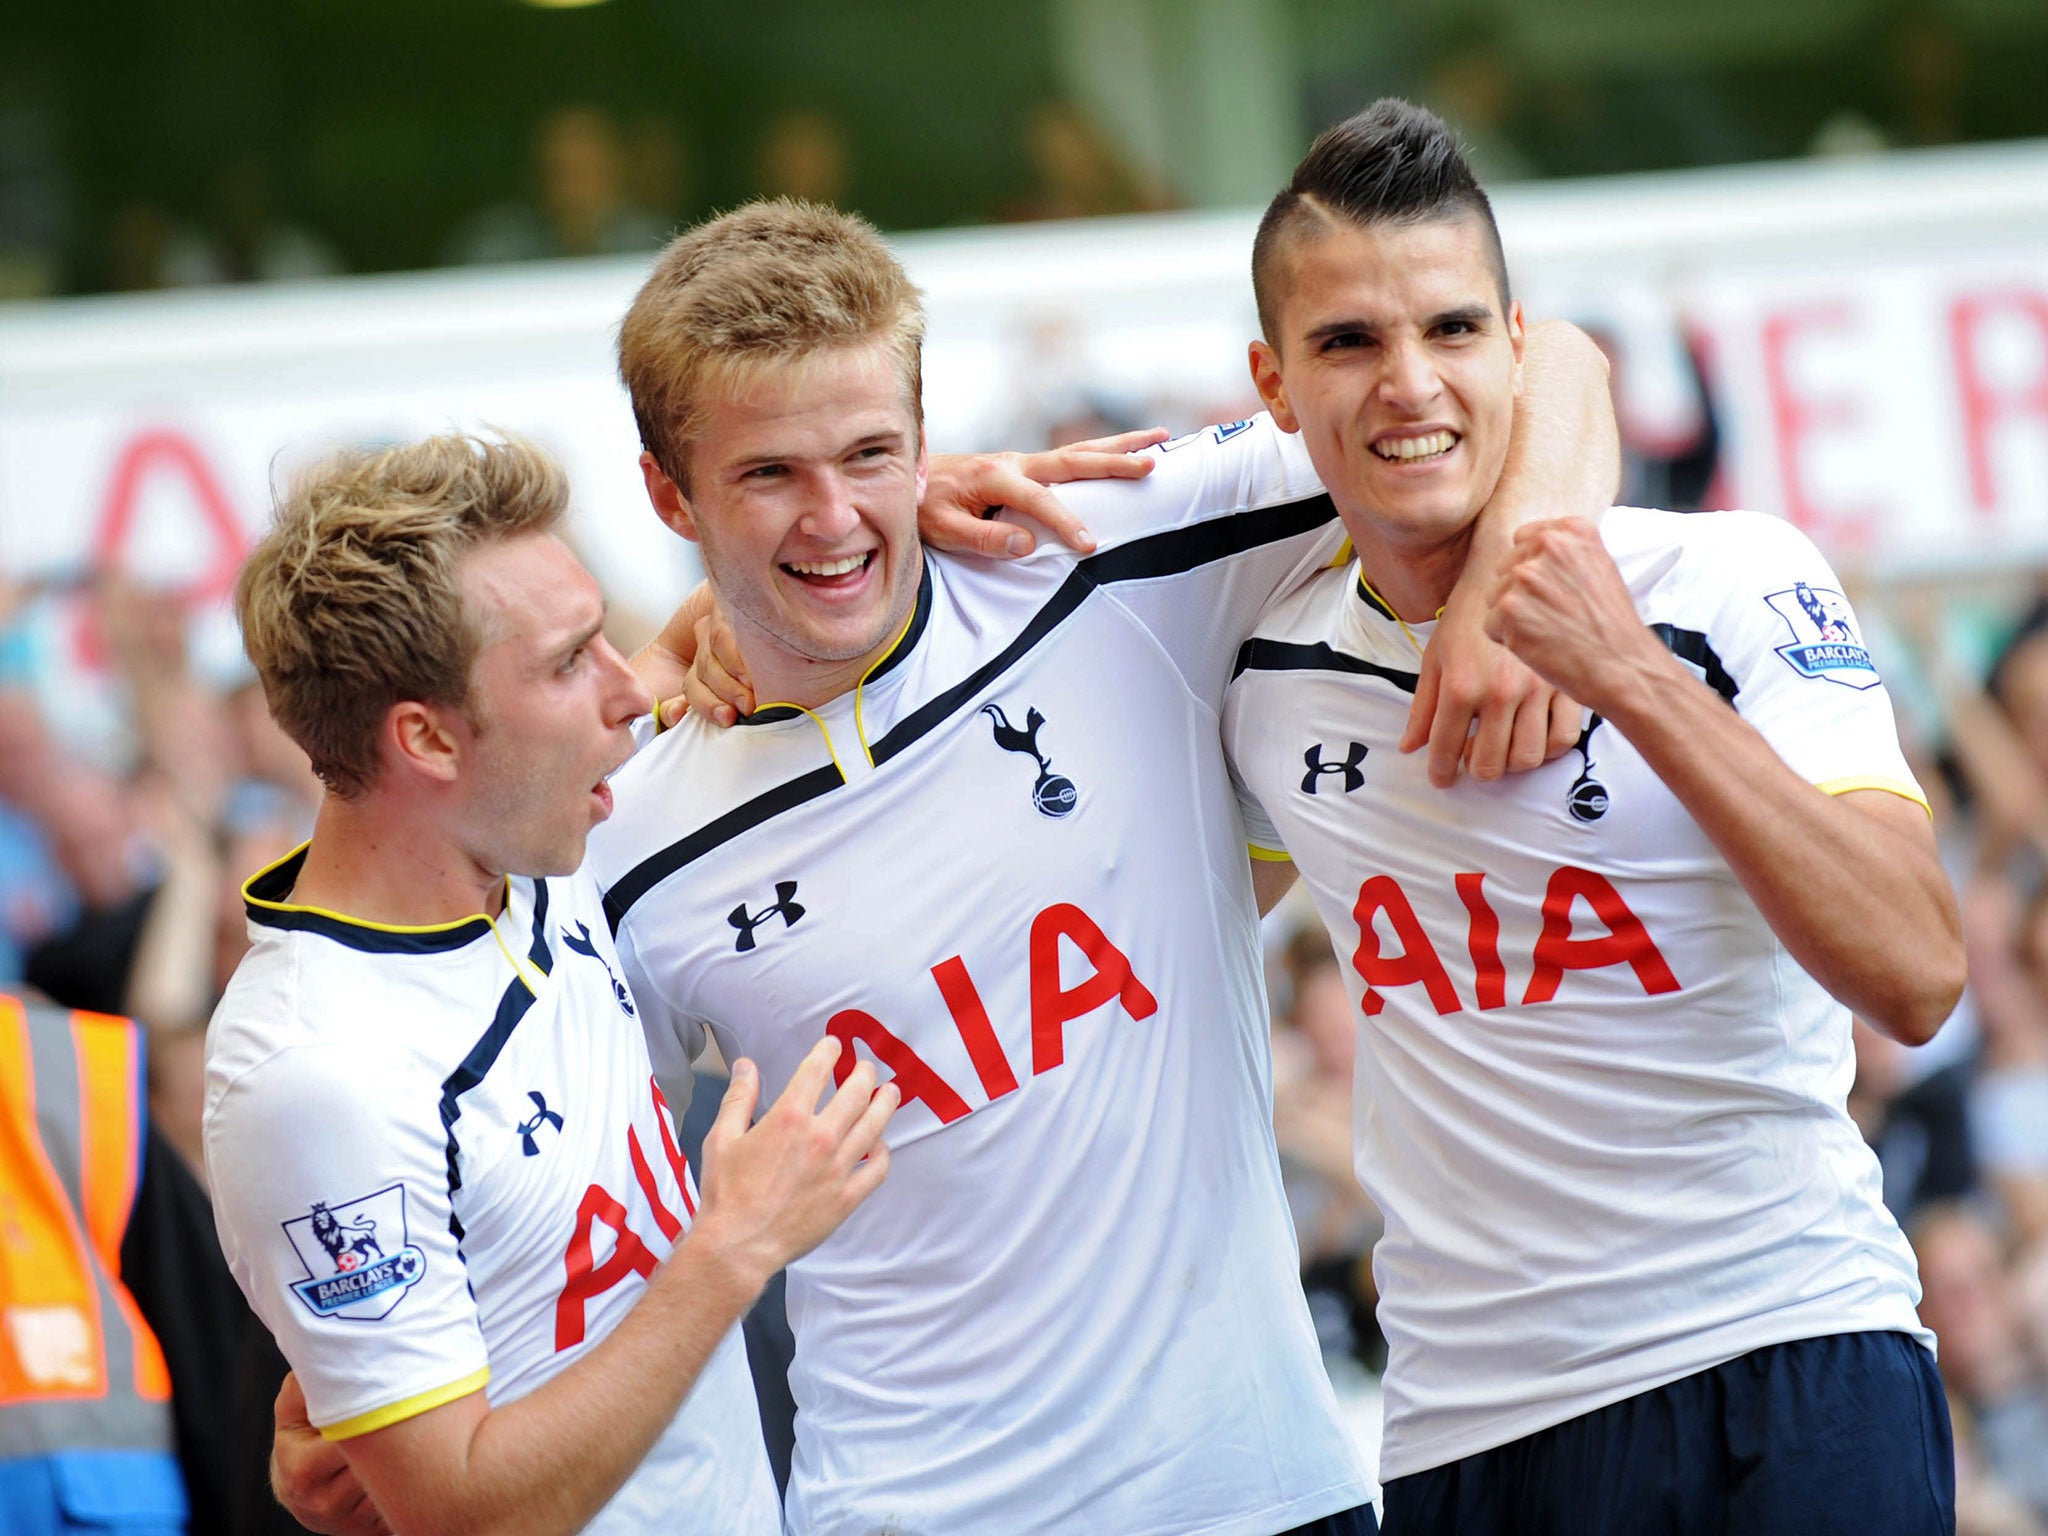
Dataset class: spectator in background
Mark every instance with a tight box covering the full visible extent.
[625,113,693,238]
[1422,25,1535,183]
[1001,99,1174,222]
[447,105,668,265]
[1915,1204,2048,1526]
[1271,917,1384,1377]
[752,108,851,207]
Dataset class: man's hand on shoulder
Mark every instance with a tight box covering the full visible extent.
[635,582,754,728]
[1402,554,1582,788]
[921,428,1167,561]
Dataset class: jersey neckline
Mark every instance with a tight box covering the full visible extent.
[244,844,508,955]
[740,560,935,726]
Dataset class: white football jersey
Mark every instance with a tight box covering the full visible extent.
[1222,507,1933,1482]
[588,415,1373,1536]
[205,850,778,1535]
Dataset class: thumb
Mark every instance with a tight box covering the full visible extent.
[274,1370,311,1431]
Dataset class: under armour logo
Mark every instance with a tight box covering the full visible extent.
[516,1092,564,1157]
[1567,715,1609,823]
[562,921,635,1016]
[730,881,805,953]
[981,703,1078,818]
[1301,741,1368,795]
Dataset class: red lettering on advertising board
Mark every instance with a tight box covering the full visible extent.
[1950,290,2048,515]
[1758,306,1871,540]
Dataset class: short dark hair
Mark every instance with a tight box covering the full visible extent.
[1252,98,1510,343]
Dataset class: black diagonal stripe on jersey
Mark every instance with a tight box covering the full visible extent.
[602,493,1339,929]
[440,987,540,1248]
[1231,637,1421,693]
[1651,624,1740,703]
[869,493,1343,767]
[603,763,844,933]
[527,878,554,974]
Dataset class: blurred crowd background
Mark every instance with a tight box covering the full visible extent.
[4,0,2048,301]
[5,0,2048,1529]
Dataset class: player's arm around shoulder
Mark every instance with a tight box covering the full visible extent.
[1484,511,1964,1045]
[275,1041,898,1536]
[1408,320,1621,786]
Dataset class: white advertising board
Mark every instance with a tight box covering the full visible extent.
[2,138,2045,755]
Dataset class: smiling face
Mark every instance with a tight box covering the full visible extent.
[1251,214,1523,570]
[642,338,928,706]
[450,532,645,877]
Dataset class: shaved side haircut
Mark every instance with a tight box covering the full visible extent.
[1252,97,1511,343]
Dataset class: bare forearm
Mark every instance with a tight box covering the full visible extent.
[1602,653,1963,1043]
[1470,321,1619,570]
[361,1236,765,1536]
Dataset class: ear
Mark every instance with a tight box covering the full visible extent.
[913,420,930,507]
[382,699,464,787]
[1248,340,1300,434]
[640,452,701,543]
[1507,299,1527,397]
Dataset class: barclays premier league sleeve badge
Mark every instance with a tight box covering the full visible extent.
[1764,582,1881,690]
[282,1185,428,1320]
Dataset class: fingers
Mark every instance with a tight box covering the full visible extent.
[816,1056,882,1137]
[1423,688,1476,789]
[1045,427,1170,460]
[1001,478,1096,553]
[1544,690,1581,764]
[845,1137,893,1204]
[708,1059,764,1150]
[680,615,752,725]
[1399,648,1440,756]
[777,1036,844,1115]
[1464,686,1515,782]
[921,496,1041,559]
[845,1080,900,1165]
[1507,688,1556,774]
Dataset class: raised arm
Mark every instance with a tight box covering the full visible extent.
[1403,320,1620,785]
[275,1043,896,1536]
[1486,516,1964,1045]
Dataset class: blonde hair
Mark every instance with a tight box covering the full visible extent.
[236,433,567,798]
[617,198,926,492]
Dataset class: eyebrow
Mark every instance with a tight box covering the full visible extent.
[1302,304,1495,346]
[549,607,608,665]
[727,427,908,475]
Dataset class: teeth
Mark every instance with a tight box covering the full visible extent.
[787,554,869,577]
[1374,431,1456,461]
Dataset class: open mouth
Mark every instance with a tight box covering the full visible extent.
[782,551,876,587]
[1372,430,1458,464]
[591,779,615,816]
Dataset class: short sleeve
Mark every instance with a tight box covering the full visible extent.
[1688,512,1924,807]
[1228,738,1289,860]
[1044,416,1347,710]
[205,1045,489,1440]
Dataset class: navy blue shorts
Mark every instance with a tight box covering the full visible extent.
[1277,1503,1379,1535]
[1381,1330,1954,1536]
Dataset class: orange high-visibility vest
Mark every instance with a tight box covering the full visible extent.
[0,993,175,1460]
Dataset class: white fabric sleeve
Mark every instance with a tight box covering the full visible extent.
[206,1044,490,1439]
[1687,511,1924,804]
[1223,685,1289,857]
[1044,415,1348,709]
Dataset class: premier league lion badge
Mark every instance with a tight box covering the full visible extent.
[1764,582,1881,691]
[282,1185,428,1321]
